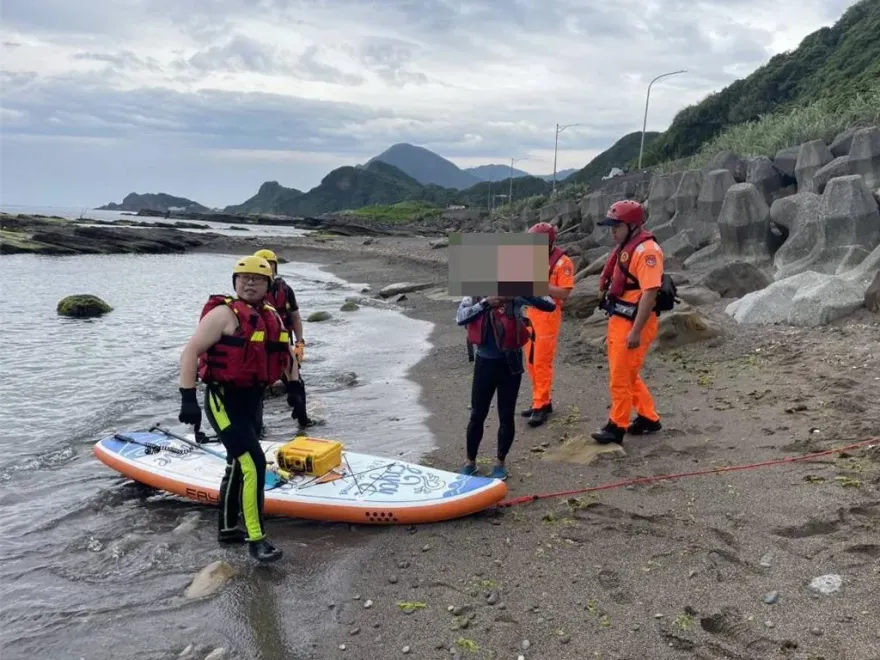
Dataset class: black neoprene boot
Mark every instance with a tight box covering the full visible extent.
[627,415,662,435]
[249,539,283,563]
[285,378,313,427]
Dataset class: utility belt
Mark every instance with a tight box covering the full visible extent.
[599,295,639,321]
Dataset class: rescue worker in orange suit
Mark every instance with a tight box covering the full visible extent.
[591,200,664,445]
[177,255,290,563]
[253,248,314,430]
[521,222,576,427]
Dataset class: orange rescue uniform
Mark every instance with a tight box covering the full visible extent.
[606,240,663,429]
[524,252,576,410]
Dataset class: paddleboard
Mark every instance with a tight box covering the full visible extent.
[93,430,508,525]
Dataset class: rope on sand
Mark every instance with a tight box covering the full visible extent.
[495,436,879,509]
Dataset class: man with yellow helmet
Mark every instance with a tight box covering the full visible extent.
[253,248,314,429]
[177,255,290,563]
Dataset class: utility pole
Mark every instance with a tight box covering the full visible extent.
[508,156,528,210]
[638,69,687,169]
[553,123,581,195]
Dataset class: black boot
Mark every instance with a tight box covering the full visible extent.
[285,378,313,427]
[591,421,625,445]
[627,415,662,435]
[521,401,552,418]
[249,539,283,563]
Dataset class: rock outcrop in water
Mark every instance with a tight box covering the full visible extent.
[549,124,880,330]
[57,294,114,318]
[0,214,219,256]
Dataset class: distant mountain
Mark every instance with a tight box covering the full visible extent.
[565,131,660,188]
[368,143,482,190]
[465,164,530,181]
[465,164,580,183]
[97,192,210,213]
[223,181,303,215]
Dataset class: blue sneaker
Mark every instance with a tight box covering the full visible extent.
[489,464,508,481]
[459,463,478,476]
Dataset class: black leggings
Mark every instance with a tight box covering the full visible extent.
[466,355,523,462]
[204,383,268,542]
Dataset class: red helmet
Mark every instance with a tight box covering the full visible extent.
[528,222,557,245]
[600,200,645,227]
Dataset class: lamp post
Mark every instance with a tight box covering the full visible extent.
[508,156,529,208]
[638,69,687,170]
[553,123,581,194]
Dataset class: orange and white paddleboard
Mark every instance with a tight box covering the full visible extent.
[93,430,507,525]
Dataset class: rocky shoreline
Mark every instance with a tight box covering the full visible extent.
[182,234,880,660]
[0,213,222,256]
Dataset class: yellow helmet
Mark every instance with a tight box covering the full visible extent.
[254,248,278,263]
[233,255,273,279]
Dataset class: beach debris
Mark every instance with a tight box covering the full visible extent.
[809,574,842,594]
[184,561,236,600]
[763,591,779,604]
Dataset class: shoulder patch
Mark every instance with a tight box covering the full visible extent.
[620,252,630,263]
[645,254,657,267]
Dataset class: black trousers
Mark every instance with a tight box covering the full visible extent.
[204,383,268,542]
[465,354,523,462]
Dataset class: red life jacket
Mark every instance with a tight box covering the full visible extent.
[600,229,656,298]
[197,295,291,387]
[266,277,293,330]
[466,300,534,351]
[549,246,566,274]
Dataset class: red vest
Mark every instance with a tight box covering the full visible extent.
[600,230,655,297]
[197,295,291,387]
[549,246,566,274]
[266,277,293,330]
[466,300,533,351]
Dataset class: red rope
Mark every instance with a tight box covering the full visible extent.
[495,436,879,508]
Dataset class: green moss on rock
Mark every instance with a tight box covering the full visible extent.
[339,301,360,312]
[307,311,331,322]
[57,294,114,318]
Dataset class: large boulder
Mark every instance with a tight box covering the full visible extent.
[747,156,784,206]
[56,294,113,318]
[684,183,773,271]
[795,139,834,194]
[725,270,867,327]
[848,126,880,191]
[563,275,603,319]
[696,261,772,298]
[655,307,724,349]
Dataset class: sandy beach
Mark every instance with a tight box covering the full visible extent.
[197,233,880,660]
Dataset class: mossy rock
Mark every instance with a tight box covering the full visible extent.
[307,311,332,322]
[57,294,114,318]
[339,301,359,312]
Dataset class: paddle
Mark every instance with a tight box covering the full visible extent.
[149,423,292,488]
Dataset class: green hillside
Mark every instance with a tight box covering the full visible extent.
[224,181,302,214]
[565,131,659,187]
[641,0,880,166]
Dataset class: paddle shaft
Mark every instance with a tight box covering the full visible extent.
[151,424,293,482]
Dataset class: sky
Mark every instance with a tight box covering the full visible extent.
[0,0,858,210]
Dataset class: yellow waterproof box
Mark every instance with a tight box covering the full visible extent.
[276,437,343,476]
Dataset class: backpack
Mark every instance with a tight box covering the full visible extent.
[620,265,680,316]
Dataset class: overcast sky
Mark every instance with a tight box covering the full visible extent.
[0,0,856,209]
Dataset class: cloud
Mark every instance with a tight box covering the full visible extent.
[0,0,861,207]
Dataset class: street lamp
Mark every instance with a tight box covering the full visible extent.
[553,123,581,194]
[638,69,687,170]
[508,156,529,207]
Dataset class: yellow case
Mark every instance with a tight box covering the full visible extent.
[276,436,343,476]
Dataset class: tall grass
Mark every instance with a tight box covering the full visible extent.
[344,200,443,224]
[652,87,880,174]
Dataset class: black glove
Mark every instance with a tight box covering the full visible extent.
[178,387,202,427]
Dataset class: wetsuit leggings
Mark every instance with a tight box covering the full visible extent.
[466,355,522,462]
[204,383,267,542]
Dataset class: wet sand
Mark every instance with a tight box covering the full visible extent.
[201,234,880,660]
